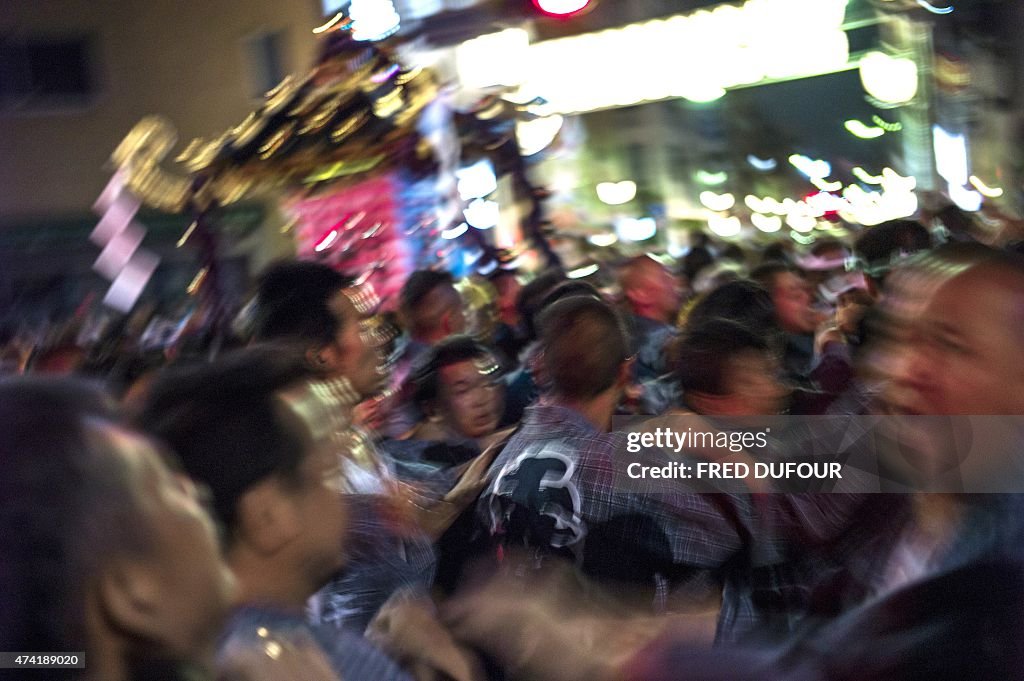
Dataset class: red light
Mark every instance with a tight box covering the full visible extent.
[532,0,591,18]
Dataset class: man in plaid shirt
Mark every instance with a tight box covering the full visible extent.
[481,295,902,643]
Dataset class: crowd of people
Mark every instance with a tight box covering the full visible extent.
[3,211,1024,681]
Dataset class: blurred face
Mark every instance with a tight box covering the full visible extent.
[443,291,468,337]
[494,275,522,327]
[884,270,1024,415]
[771,272,818,335]
[649,265,683,322]
[285,418,350,585]
[326,291,386,398]
[438,359,505,439]
[103,424,235,660]
[721,350,790,416]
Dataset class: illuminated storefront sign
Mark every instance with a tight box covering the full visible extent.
[457,0,851,113]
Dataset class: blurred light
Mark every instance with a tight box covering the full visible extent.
[103,250,160,313]
[456,29,530,89]
[568,263,600,279]
[477,259,499,276]
[744,195,765,212]
[442,222,470,239]
[787,213,817,233]
[314,229,339,252]
[871,115,902,132]
[933,125,969,186]
[881,167,917,192]
[807,192,847,215]
[349,0,400,41]
[371,64,401,84]
[507,0,849,115]
[313,12,344,34]
[860,51,918,104]
[699,191,736,212]
[596,181,637,205]
[186,267,208,296]
[789,154,831,180]
[752,213,782,233]
[844,119,886,139]
[615,216,657,242]
[464,200,500,229]
[881,186,919,221]
[917,0,953,14]
[681,83,726,103]
[91,192,140,246]
[176,221,197,248]
[708,215,741,237]
[93,169,127,216]
[588,232,618,247]
[533,0,591,17]
[747,155,778,171]
[667,241,689,258]
[969,175,1003,198]
[516,114,564,156]
[838,177,918,226]
[790,230,816,245]
[948,183,982,212]
[456,160,497,200]
[695,170,728,186]
[811,178,843,192]
[759,197,786,215]
[94,223,145,279]
[852,167,884,184]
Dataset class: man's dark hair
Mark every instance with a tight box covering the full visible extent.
[761,242,789,265]
[252,261,350,345]
[675,319,772,396]
[0,378,137,675]
[515,269,567,341]
[538,280,602,311]
[750,261,796,291]
[854,219,932,267]
[720,244,746,264]
[810,238,848,257]
[681,246,714,284]
[538,296,629,400]
[410,335,501,406]
[138,347,314,540]
[933,205,976,238]
[400,270,456,313]
[685,279,777,340]
[400,269,460,337]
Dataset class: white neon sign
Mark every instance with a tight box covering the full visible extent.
[456,0,850,114]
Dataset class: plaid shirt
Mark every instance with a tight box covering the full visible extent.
[481,403,907,643]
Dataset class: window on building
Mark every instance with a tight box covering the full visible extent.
[0,35,99,112]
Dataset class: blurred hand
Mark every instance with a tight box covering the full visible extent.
[444,445,500,507]
[442,557,715,681]
[814,323,846,355]
[368,595,486,681]
[352,397,386,431]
